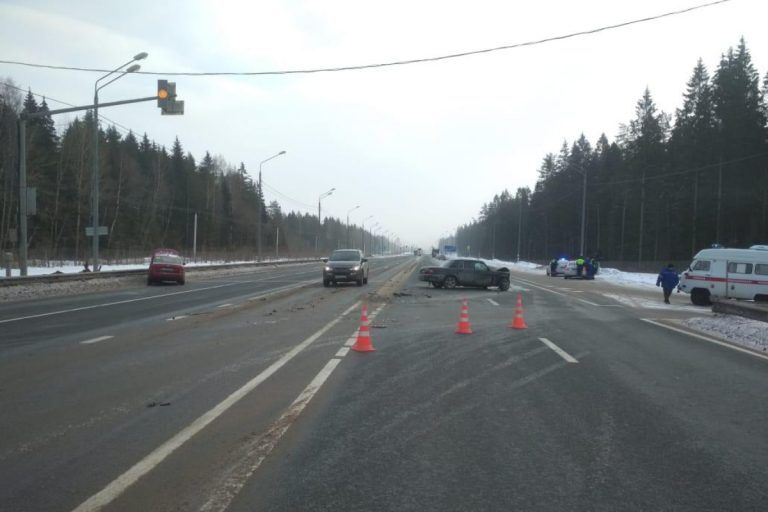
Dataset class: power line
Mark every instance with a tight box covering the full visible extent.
[260,180,316,209]
[0,0,732,77]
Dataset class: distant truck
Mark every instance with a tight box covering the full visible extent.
[679,246,768,305]
[414,248,423,256]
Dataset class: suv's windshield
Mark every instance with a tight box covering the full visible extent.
[329,250,361,262]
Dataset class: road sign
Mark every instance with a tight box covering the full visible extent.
[85,226,109,236]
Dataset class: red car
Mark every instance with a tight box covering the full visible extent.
[147,249,185,285]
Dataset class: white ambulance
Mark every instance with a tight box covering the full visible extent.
[679,246,768,305]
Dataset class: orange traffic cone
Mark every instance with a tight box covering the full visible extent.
[351,304,376,352]
[455,299,473,334]
[509,293,528,330]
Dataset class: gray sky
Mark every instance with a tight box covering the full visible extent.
[1,0,766,250]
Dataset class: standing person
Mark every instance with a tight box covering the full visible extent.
[656,264,680,304]
[575,256,585,277]
[549,258,558,276]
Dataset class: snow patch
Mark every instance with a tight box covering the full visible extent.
[601,293,703,312]
[683,315,768,352]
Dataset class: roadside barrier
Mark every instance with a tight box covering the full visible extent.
[509,293,528,330]
[351,304,376,352]
[455,298,473,334]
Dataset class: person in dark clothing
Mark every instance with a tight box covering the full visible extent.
[550,259,558,276]
[656,264,680,304]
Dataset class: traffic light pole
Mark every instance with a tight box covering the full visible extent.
[16,95,160,275]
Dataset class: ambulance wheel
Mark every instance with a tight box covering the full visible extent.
[690,288,711,306]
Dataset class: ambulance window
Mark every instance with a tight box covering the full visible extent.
[727,262,753,274]
[755,264,768,275]
[691,260,710,271]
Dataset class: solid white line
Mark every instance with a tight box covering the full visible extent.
[487,298,500,306]
[335,346,351,358]
[79,335,114,345]
[71,300,361,512]
[641,318,768,362]
[166,315,189,321]
[216,303,233,308]
[198,357,343,512]
[577,298,600,306]
[539,337,578,363]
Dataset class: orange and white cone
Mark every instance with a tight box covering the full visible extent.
[509,293,528,330]
[351,304,376,352]
[455,299,473,334]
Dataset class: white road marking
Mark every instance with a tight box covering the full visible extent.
[487,298,500,306]
[0,273,318,325]
[199,302,389,512]
[640,319,768,362]
[570,290,584,293]
[510,276,568,297]
[79,335,114,345]
[539,337,578,363]
[577,298,600,306]
[199,357,343,512]
[166,315,189,321]
[216,303,233,308]
[71,300,361,512]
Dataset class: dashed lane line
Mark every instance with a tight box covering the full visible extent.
[79,335,114,345]
[539,337,579,363]
[216,303,233,309]
[487,298,500,306]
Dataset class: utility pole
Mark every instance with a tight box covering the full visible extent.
[192,212,198,262]
[275,227,279,259]
[17,119,27,276]
[257,151,286,261]
[579,163,587,257]
[516,195,523,262]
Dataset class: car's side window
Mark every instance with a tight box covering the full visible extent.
[474,262,489,272]
[450,260,463,269]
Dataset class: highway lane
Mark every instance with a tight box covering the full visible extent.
[0,258,403,352]
[0,256,414,512]
[3,256,767,511]
[224,263,768,512]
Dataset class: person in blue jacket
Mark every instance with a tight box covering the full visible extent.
[656,263,680,304]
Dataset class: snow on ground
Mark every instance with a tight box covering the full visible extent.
[682,315,768,352]
[482,259,544,274]
[601,292,704,312]
[594,267,658,289]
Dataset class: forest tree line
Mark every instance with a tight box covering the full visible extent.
[0,81,392,263]
[456,39,768,267]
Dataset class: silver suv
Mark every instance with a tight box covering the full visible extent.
[322,249,369,287]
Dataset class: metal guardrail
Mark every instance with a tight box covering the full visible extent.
[712,299,768,323]
[0,258,322,287]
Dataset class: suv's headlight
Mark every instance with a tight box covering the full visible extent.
[351,265,360,271]
[324,266,332,271]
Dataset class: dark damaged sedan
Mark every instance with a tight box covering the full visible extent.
[419,258,510,291]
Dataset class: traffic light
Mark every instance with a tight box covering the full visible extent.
[157,79,184,115]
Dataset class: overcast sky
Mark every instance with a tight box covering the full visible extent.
[1,0,766,250]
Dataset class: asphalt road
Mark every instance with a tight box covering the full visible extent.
[1,256,767,511]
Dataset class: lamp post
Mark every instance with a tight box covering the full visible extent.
[361,215,373,253]
[91,52,147,271]
[257,150,286,261]
[316,188,335,254]
[346,205,360,248]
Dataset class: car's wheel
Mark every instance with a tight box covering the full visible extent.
[498,278,510,291]
[431,282,443,288]
[444,275,457,289]
[357,276,364,286]
[691,288,711,306]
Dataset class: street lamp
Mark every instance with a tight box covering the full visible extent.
[346,205,360,248]
[316,188,335,254]
[257,150,286,261]
[91,52,147,271]
[361,215,374,253]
